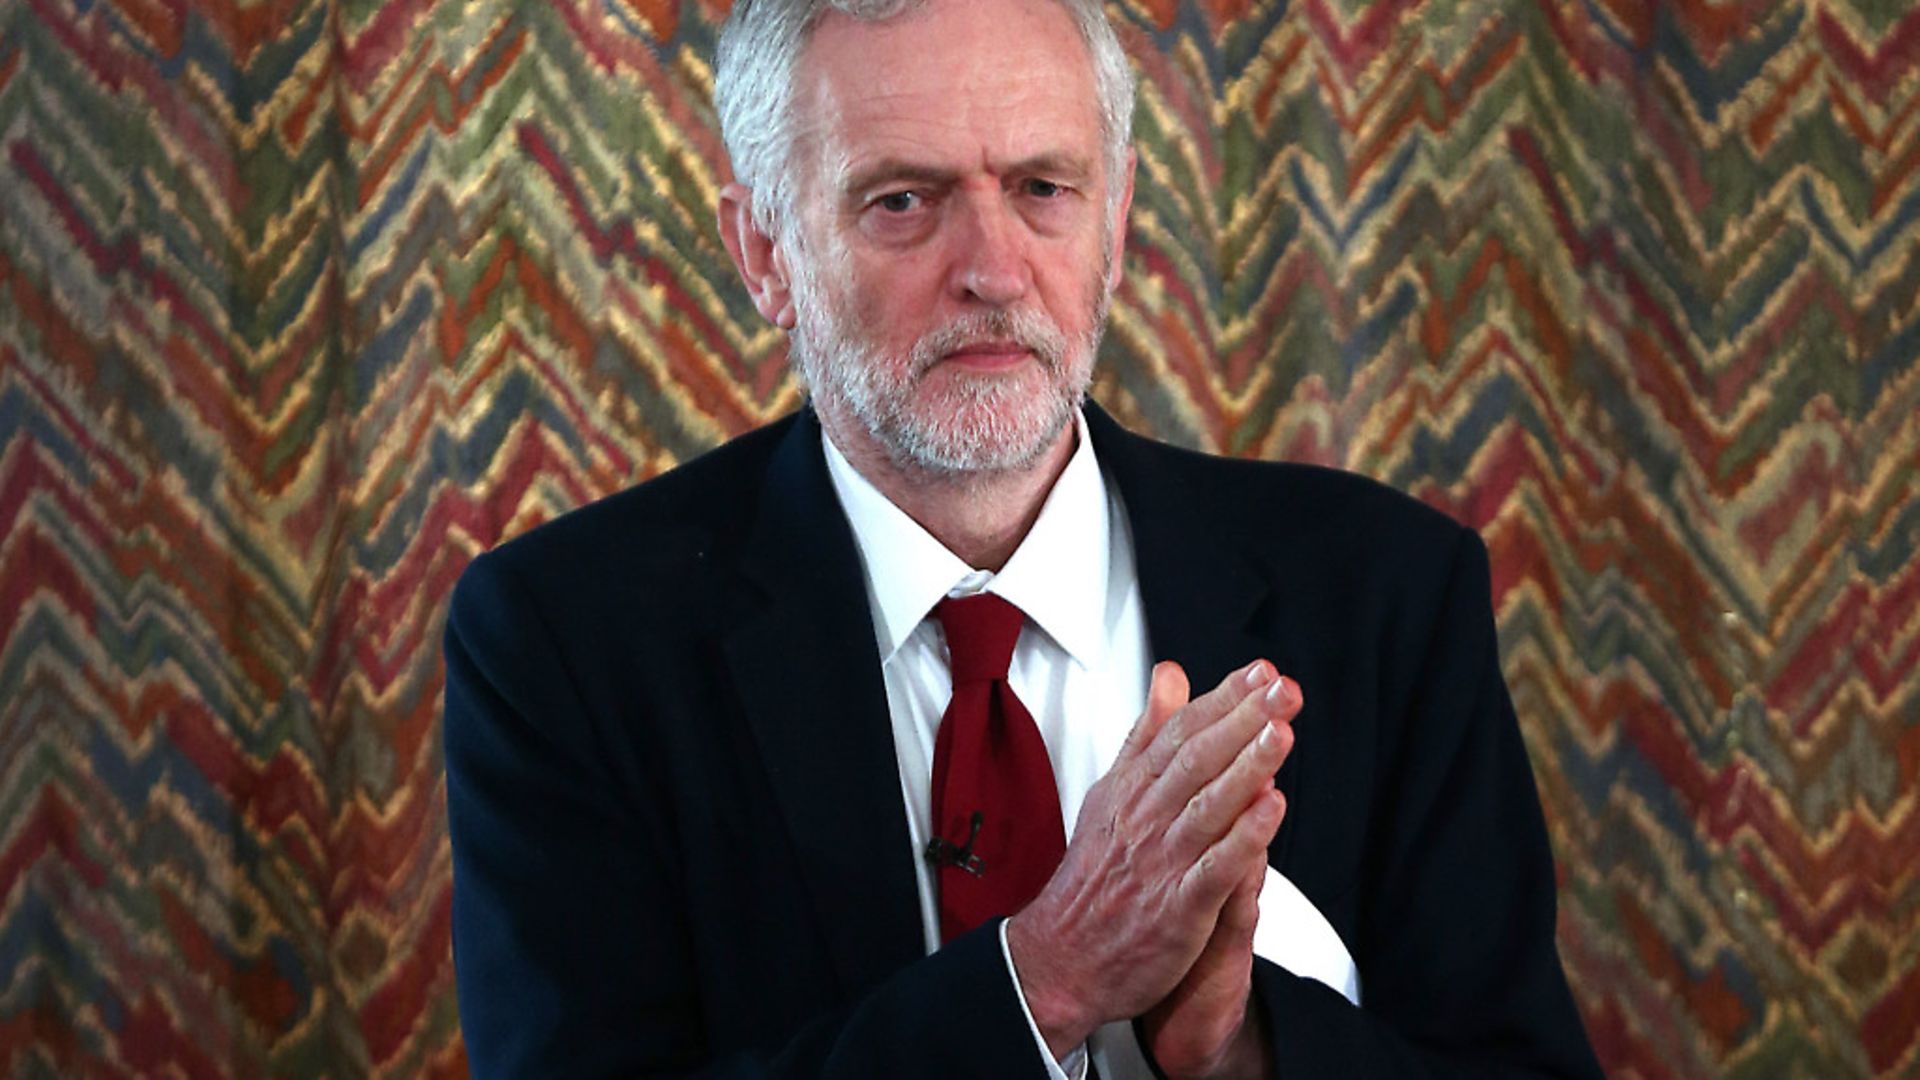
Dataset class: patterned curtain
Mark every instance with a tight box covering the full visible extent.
[1,0,1914,1074]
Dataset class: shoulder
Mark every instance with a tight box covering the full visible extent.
[451,413,800,625]
[1164,441,1459,533]
[1106,425,1477,587]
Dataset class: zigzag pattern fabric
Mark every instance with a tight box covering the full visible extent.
[1,0,1915,1074]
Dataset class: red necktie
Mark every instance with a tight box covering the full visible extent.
[927,593,1066,942]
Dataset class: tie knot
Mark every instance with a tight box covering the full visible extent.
[935,593,1024,683]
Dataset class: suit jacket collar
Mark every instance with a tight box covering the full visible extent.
[723,407,927,997]
[722,403,1287,998]
[1081,404,1274,704]
[1085,404,1299,866]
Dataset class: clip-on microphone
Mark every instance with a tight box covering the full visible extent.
[925,810,986,876]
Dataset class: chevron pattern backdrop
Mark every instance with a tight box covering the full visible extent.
[1,0,1916,1074]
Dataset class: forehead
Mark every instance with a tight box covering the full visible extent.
[791,0,1105,183]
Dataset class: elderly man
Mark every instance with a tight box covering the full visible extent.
[443,0,1603,1077]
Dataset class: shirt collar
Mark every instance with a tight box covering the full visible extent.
[822,410,1113,668]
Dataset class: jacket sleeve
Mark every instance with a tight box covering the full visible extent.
[1250,529,1602,1078]
[442,549,1054,1079]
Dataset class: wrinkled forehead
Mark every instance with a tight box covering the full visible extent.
[787,0,1107,191]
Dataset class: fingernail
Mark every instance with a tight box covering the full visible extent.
[1264,675,1293,704]
[1258,724,1279,749]
[1244,662,1271,687]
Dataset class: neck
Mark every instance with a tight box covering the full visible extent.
[822,410,1078,573]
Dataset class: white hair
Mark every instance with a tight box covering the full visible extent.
[714,0,1136,234]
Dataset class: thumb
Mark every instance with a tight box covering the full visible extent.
[1220,858,1266,935]
[1119,661,1189,763]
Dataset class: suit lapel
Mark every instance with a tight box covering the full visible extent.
[721,410,925,997]
[1085,404,1302,862]
[1085,405,1270,694]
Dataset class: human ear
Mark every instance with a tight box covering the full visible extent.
[1106,150,1136,292]
[717,183,797,329]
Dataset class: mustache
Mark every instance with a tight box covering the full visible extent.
[911,310,1069,374]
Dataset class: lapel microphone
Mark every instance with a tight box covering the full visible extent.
[925,810,986,876]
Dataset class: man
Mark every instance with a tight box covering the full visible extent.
[443,0,1603,1076]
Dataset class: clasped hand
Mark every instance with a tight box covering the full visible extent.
[1006,659,1301,1080]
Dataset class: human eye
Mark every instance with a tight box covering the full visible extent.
[872,190,924,214]
[858,187,938,244]
[1023,178,1068,199]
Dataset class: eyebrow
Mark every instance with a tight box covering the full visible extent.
[838,153,1097,201]
[840,160,960,200]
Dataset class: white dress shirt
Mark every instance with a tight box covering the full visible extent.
[822,411,1358,1080]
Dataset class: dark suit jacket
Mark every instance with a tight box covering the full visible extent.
[444,404,1602,1078]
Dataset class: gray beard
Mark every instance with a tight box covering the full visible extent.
[788,278,1107,479]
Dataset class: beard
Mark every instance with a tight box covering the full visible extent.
[786,257,1109,478]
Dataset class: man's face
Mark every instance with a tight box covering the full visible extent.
[780,0,1128,477]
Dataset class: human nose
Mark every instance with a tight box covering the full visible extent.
[948,192,1031,307]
